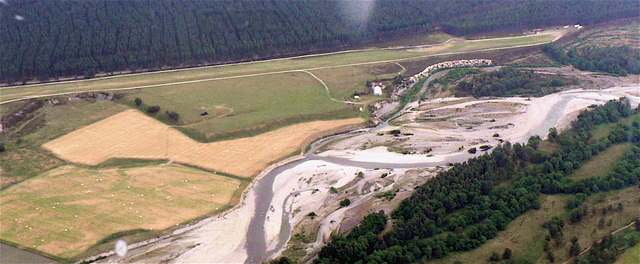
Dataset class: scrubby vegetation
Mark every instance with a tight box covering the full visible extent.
[543,44,640,76]
[2,0,637,83]
[314,98,639,264]
[455,67,568,97]
[574,230,640,264]
[429,68,481,88]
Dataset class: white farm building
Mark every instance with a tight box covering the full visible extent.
[371,82,384,96]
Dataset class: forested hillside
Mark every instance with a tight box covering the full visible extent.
[1,0,638,83]
[441,0,639,35]
[543,44,640,76]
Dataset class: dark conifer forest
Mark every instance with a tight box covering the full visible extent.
[543,44,640,76]
[1,0,638,83]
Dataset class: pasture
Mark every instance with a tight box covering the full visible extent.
[130,71,361,140]
[617,244,640,264]
[0,31,564,104]
[570,143,632,180]
[0,164,245,259]
[309,63,402,99]
[43,109,364,177]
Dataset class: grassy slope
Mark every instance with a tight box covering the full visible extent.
[428,187,640,264]
[426,195,568,264]
[0,33,560,104]
[566,22,640,50]
[570,143,631,180]
[591,113,640,142]
[427,139,639,264]
[129,71,361,140]
[616,244,640,264]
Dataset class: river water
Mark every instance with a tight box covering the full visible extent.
[242,86,639,263]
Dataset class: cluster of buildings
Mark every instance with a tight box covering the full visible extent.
[408,59,493,83]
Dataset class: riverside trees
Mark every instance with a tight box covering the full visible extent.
[314,98,640,264]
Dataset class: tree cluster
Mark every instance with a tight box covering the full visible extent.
[543,44,640,76]
[574,231,640,264]
[454,67,565,97]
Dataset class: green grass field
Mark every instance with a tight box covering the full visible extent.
[0,32,562,104]
[128,71,363,140]
[309,63,401,99]
[0,32,563,143]
[370,32,454,48]
[571,143,632,180]
[591,113,640,142]
[446,34,556,52]
[617,244,640,264]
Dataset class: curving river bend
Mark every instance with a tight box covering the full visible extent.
[241,82,639,263]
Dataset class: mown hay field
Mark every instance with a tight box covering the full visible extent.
[0,164,245,258]
[43,109,364,177]
[0,32,564,104]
